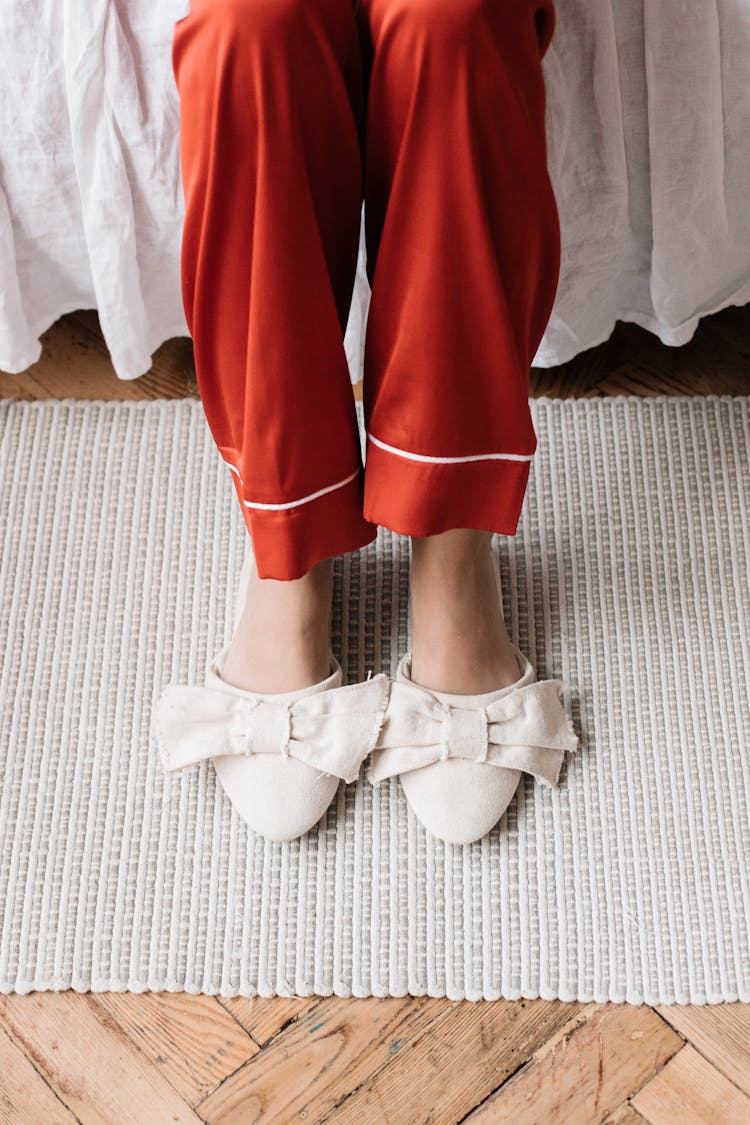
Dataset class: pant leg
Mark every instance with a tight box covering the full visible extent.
[171,0,378,580]
[355,0,561,538]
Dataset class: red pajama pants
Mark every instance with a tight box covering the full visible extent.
[171,0,560,580]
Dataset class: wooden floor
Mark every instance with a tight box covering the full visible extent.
[1,307,749,1124]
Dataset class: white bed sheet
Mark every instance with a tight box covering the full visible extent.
[1,0,749,381]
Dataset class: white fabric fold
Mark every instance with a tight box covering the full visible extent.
[157,673,391,784]
[367,676,579,787]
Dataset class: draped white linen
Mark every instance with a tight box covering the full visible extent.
[0,0,748,380]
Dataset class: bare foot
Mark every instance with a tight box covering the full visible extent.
[220,552,335,694]
[408,529,521,695]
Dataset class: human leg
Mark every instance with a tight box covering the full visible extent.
[355,0,560,692]
[172,0,378,690]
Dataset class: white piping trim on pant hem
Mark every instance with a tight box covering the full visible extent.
[223,460,360,511]
[366,432,534,464]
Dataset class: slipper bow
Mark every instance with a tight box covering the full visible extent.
[367,675,578,787]
[157,673,392,785]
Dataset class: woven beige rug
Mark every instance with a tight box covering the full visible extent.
[0,395,748,1003]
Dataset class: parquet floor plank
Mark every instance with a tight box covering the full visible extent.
[0,994,201,1124]
[96,992,259,1106]
[601,1104,648,1125]
[631,1043,750,1125]
[654,1003,750,1099]
[197,995,459,1123]
[445,1005,681,1125]
[319,999,589,1125]
[217,996,319,1047]
[0,1022,78,1124]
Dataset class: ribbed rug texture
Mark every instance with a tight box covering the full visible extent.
[1,395,749,1004]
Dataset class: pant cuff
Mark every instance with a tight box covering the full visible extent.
[230,467,378,580]
[362,435,533,539]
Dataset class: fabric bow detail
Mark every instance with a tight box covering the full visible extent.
[367,676,578,787]
[156,673,391,785]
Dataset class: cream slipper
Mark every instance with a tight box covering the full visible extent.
[367,565,579,845]
[155,544,391,841]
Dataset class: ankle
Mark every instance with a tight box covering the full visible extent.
[406,531,521,693]
[409,533,499,612]
[410,530,495,592]
[410,527,494,566]
[243,555,332,618]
